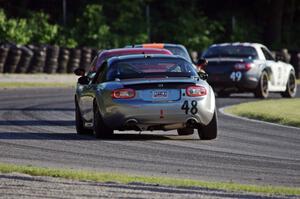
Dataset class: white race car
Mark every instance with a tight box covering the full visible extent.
[202,43,297,98]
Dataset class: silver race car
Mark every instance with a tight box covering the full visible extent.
[74,54,217,140]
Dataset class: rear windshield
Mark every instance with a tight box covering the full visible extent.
[203,46,258,59]
[107,58,197,80]
[164,46,192,62]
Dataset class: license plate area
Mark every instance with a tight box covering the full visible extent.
[153,90,168,98]
[139,89,180,101]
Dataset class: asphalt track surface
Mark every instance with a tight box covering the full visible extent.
[0,87,299,188]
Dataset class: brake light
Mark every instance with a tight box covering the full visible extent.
[186,85,207,97]
[112,88,135,99]
[234,62,254,71]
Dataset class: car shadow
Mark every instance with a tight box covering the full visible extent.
[0,131,197,141]
[0,120,75,126]
[0,132,92,140]
[103,133,197,141]
[0,108,74,111]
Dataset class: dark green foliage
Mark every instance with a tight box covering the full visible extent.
[149,1,224,51]
[0,10,31,44]
[27,12,58,44]
[0,10,58,45]
[101,0,148,47]
[0,0,300,51]
[72,4,110,49]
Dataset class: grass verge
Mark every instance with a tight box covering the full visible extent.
[0,82,74,88]
[0,163,299,196]
[225,99,300,128]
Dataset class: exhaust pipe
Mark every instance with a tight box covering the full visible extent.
[162,118,199,130]
[125,119,141,131]
[186,118,199,128]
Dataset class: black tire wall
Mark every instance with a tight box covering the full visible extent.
[16,46,34,73]
[57,48,70,73]
[67,48,81,73]
[44,45,60,74]
[80,47,92,71]
[4,46,22,73]
[27,45,47,73]
[0,46,9,73]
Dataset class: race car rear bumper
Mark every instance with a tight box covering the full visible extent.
[97,88,216,130]
[208,72,259,91]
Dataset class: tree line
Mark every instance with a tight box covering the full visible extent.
[0,0,300,51]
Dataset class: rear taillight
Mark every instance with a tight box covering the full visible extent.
[234,62,254,71]
[112,88,135,99]
[186,86,207,97]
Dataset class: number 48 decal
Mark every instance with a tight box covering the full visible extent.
[181,100,198,115]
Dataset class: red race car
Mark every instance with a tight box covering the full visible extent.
[89,48,172,73]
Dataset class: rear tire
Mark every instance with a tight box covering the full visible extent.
[75,98,93,135]
[93,103,113,139]
[255,71,269,99]
[197,110,217,140]
[177,128,194,135]
[281,71,297,98]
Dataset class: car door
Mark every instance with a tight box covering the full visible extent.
[261,47,284,89]
[81,62,108,123]
[78,56,99,123]
[78,80,95,123]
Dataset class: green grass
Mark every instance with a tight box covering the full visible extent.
[225,99,300,127]
[0,82,74,88]
[0,163,299,196]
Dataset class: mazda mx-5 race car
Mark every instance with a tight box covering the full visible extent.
[126,43,209,79]
[74,54,217,140]
[202,43,297,98]
[85,48,172,79]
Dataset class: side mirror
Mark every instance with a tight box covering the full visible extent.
[198,71,208,80]
[78,76,90,85]
[74,68,86,76]
[196,58,208,70]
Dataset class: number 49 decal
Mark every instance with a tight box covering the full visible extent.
[181,100,198,115]
[230,71,242,82]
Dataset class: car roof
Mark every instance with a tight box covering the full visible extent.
[92,48,172,71]
[209,42,266,48]
[126,43,192,62]
[100,47,172,57]
[107,54,186,65]
[128,43,186,49]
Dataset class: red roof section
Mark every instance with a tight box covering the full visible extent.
[92,48,172,71]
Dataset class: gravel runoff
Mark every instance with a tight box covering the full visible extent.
[0,173,297,199]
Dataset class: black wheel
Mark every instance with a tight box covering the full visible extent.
[281,71,297,98]
[197,110,217,140]
[75,99,93,135]
[93,103,113,139]
[255,71,269,99]
[217,91,230,98]
[177,128,194,135]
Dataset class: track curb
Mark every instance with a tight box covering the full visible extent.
[219,105,300,130]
